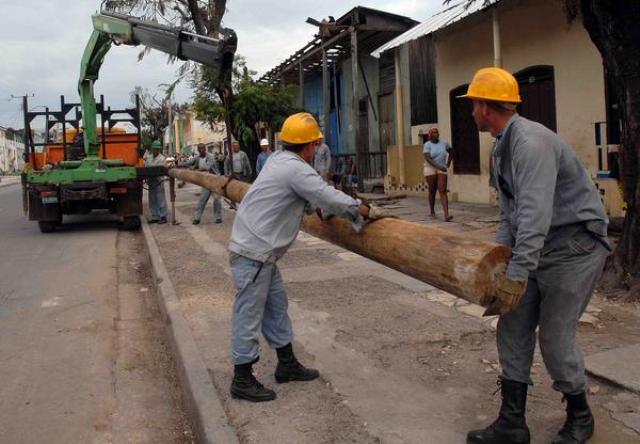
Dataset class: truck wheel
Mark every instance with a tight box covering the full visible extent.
[122,216,141,231]
[38,221,57,233]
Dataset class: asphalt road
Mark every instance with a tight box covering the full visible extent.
[0,184,193,443]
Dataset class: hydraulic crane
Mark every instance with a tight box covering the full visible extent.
[23,11,236,232]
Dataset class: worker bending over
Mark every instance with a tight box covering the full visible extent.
[460,67,609,444]
[228,113,373,402]
[144,140,168,224]
[178,143,223,225]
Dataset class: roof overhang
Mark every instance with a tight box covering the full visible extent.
[258,6,418,85]
[371,0,502,58]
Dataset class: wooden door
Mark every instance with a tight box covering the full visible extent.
[378,93,395,153]
[450,84,480,175]
[357,98,370,154]
[515,66,557,132]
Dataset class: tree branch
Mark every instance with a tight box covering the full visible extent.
[173,5,190,22]
[208,0,226,35]
[187,0,206,34]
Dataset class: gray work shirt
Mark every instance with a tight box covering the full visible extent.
[144,151,165,167]
[144,152,166,186]
[313,143,332,174]
[229,150,361,263]
[493,114,609,281]
[179,152,220,174]
[225,150,252,177]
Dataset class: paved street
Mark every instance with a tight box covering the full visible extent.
[146,184,640,444]
[0,184,193,443]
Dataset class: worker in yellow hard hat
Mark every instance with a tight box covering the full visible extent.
[227,112,379,402]
[460,67,609,444]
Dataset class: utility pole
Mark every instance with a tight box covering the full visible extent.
[8,94,34,166]
[166,95,174,155]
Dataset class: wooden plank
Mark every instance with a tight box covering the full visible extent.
[167,169,518,313]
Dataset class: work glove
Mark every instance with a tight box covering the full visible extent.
[304,202,315,215]
[366,203,394,221]
[483,275,527,316]
[351,213,364,234]
[315,207,335,221]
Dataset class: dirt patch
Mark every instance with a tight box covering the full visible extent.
[113,231,195,443]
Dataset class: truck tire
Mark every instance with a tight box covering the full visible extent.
[122,215,141,231]
[38,221,57,233]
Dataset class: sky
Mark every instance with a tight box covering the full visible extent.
[0,0,444,129]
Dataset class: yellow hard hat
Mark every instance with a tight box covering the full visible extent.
[280,112,324,144]
[458,67,521,103]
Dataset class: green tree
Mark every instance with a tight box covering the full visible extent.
[129,86,186,150]
[451,0,640,297]
[191,60,298,169]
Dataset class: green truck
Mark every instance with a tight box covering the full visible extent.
[22,11,236,232]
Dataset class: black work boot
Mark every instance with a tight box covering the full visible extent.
[551,392,594,444]
[274,343,320,383]
[230,360,276,402]
[467,378,531,444]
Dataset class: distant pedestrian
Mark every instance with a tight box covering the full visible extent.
[144,140,168,224]
[256,138,272,175]
[225,142,252,182]
[178,143,223,225]
[423,127,454,221]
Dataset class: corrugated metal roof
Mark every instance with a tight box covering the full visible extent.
[371,0,501,58]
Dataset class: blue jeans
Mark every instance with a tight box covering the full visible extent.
[194,187,222,221]
[230,255,293,365]
[148,179,167,220]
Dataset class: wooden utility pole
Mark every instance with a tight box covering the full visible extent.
[168,168,521,313]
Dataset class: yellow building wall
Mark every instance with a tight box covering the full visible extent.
[386,145,429,196]
[434,0,607,205]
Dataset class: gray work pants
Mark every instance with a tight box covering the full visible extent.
[497,228,608,395]
[148,179,167,220]
[193,187,222,222]
[230,255,293,365]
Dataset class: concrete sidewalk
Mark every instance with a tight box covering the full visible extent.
[142,183,640,443]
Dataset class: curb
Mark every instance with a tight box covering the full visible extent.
[141,221,239,444]
[0,179,20,189]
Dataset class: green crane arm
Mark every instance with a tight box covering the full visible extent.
[78,11,237,158]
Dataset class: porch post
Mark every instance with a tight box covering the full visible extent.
[394,47,406,185]
[492,8,502,68]
[351,27,364,192]
[322,46,331,135]
[298,64,304,108]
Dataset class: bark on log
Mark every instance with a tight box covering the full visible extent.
[168,169,513,310]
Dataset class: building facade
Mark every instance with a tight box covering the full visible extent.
[0,127,25,173]
[164,110,226,156]
[375,0,624,216]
